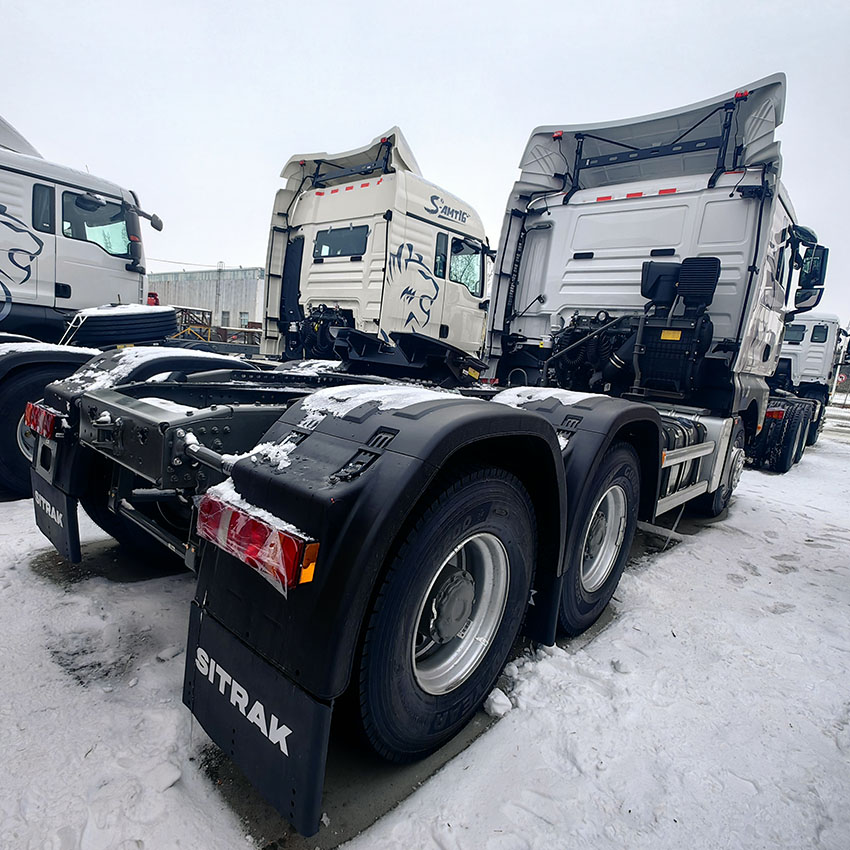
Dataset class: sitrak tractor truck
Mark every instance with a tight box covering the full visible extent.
[23,74,829,835]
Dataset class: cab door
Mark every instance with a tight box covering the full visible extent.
[440,234,487,355]
[56,188,141,309]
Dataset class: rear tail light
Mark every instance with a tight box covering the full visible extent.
[765,408,785,420]
[196,492,318,594]
[25,402,58,439]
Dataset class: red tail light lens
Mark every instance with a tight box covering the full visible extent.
[25,402,58,439]
[196,493,318,593]
[765,408,785,420]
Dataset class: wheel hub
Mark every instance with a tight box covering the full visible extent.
[428,570,475,643]
[729,446,746,491]
[585,511,608,561]
[580,484,628,594]
[16,412,36,463]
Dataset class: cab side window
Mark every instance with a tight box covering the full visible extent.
[61,192,131,257]
[449,238,482,297]
[811,324,828,344]
[434,232,447,278]
[32,184,55,234]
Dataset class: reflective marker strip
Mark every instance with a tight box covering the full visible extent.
[593,188,678,201]
[316,177,383,198]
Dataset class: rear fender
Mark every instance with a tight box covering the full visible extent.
[489,389,662,642]
[0,343,99,383]
[42,347,255,415]
[197,389,565,701]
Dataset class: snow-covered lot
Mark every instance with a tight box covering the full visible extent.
[2,421,849,850]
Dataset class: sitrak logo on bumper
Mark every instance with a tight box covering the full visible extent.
[195,647,293,755]
[34,490,64,527]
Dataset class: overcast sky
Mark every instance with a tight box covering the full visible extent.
[5,0,849,322]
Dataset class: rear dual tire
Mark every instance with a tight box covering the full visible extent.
[559,442,639,636]
[357,467,535,762]
[0,366,76,498]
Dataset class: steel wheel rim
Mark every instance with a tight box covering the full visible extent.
[412,532,509,695]
[580,484,627,593]
[16,411,36,463]
[729,446,745,491]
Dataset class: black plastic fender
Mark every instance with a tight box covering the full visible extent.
[487,388,663,642]
[196,389,566,702]
[0,342,100,384]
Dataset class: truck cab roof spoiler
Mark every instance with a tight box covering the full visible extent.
[517,73,786,196]
[279,127,421,191]
[0,115,41,158]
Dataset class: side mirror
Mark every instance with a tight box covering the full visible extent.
[150,214,163,232]
[800,245,828,289]
[793,287,825,313]
[125,240,146,275]
[791,224,818,247]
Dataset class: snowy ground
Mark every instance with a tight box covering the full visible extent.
[1,420,849,849]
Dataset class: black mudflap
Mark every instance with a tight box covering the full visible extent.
[183,603,333,836]
[30,466,81,562]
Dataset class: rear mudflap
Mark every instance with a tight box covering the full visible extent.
[183,602,332,836]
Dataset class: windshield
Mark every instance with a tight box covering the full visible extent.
[62,192,131,258]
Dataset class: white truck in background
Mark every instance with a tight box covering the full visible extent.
[771,312,847,445]
[0,115,163,340]
[260,127,491,368]
[0,115,169,496]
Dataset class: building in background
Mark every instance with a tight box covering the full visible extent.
[147,264,264,327]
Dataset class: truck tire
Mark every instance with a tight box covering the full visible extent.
[806,411,823,447]
[0,365,76,498]
[792,408,811,464]
[559,442,639,636]
[769,415,803,474]
[693,422,746,518]
[805,398,827,447]
[357,467,535,762]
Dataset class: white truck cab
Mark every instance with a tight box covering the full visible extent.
[261,128,489,358]
[0,116,160,341]
[777,312,844,397]
[486,73,829,435]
